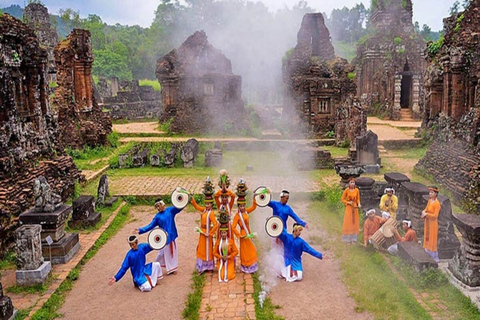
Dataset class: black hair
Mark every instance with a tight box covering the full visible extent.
[155,198,163,204]
[128,235,137,242]
[292,223,301,231]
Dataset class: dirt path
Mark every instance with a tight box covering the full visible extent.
[113,122,164,134]
[59,205,198,320]
[252,204,372,320]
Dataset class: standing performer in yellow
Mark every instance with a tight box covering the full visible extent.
[421,186,441,262]
[214,209,238,282]
[379,187,398,219]
[232,179,258,273]
[191,177,218,274]
[341,178,361,243]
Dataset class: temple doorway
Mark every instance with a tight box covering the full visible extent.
[400,61,412,109]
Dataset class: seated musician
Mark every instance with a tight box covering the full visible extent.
[387,220,418,255]
[363,209,387,247]
[379,187,398,219]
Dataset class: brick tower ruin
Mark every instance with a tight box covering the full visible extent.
[156,31,248,134]
[52,29,112,148]
[0,14,82,252]
[23,3,58,82]
[354,0,426,120]
[416,0,480,212]
[282,13,365,144]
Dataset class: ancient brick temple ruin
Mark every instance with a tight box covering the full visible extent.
[354,0,426,120]
[53,29,112,148]
[99,78,162,120]
[23,3,58,82]
[0,14,82,252]
[282,13,365,143]
[416,0,480,212]
[156,31,248,134]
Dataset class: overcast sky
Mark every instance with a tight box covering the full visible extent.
[1,0,458,31]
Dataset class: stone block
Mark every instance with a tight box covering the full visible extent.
[150,154,161,166]
[364,164,380,173]
[68,211,101,228]
[105,196,119,207]
[16,224,44,270]
[384,172,410,186]
[97,175,109,206]
[73,195,95,220]
[39,224,66,242]
[0,293,15,320]
[15,261,51,286]
[205,149,223,167]
[448,214,480,287]
[42,233,79,264]
[356,130,380,166]
[19,204,72,231]
[118,154,130,168]
[398,242,438,271]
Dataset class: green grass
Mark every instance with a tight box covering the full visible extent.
[0,249,16,273]
[13,308,31,320]
[388,147,428,159]
[322,145,349,158]
[31,203,131,320]
[252,273,284,320]
[65,199,123,233]
[7,274,54,295]
[182,271,206,320]
[138,79,161,91]
[309,198,430,319]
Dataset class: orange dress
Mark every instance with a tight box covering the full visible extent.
[232,202,258,273]
[396,228,418,243]
[213,237,238,282]
[363,216,384,244]
[214,189,235,238]
[191,199,218,259]
[423,199,441,252]
[341,187,361,241]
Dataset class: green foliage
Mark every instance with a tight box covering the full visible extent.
[347,72,356,80]
[401,0,408,9]
[246,105,262,138]
[182,271,205,320]
[394,36,403,45]
[138,79,161,91]
[48,81,58,89]
[158,117,174,133]
[333,41,357,62]
[93,49,132,81]
[427,36,444,56]
[371,0,379,10]
[337,138,351,148]
[0,249,16,272]
[281,47,294,66]
[107,131,120,148]
[326,130,335,138]
[454,13,465,32]
[7,275,52,295]
[325,3,369,43]
[252,273,284,320]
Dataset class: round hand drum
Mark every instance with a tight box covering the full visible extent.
[148,228,168,250]
[265,216,284,237]
[171,187,189,209]
[254,186,271,207]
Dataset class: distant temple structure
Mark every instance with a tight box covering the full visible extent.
[156,31,248,134]
[354,0,426,120]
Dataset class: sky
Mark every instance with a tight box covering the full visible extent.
[1,0,459,31]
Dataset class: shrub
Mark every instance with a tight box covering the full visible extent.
[394,37,402,45]
[347,72,356,80]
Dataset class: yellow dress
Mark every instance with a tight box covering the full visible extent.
[341,187,360,241]
[379,194,398,218]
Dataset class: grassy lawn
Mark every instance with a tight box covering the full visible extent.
[138,79,161,91]
[307,192,480,320]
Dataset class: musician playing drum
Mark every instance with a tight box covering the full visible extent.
[379,187,398,219]
[108,235,163,292]
[134,199,183,275]
[387,220,418,255]
[363,209,387,247]
[277,223,324,282]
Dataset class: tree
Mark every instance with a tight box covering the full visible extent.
[449,1,460,15]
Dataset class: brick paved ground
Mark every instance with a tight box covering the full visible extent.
[110,175,322,196]
[200,272,255,320]
[0,202,126,319]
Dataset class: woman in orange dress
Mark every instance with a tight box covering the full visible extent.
[214,209,238,282]
[232,196,258,273]
[421,186,441,262]
[191,179,218,273]
[341,178,361,243]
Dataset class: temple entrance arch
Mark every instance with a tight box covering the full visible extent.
[400,60,412,109]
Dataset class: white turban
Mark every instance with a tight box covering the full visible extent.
[366,208,376,216]
[155,199,165,207]
[402,220,412,228]
[280,189,290,198]
[128,235,138,244]
[384,187,395,194]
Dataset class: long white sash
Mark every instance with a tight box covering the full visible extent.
[218,238,228,282]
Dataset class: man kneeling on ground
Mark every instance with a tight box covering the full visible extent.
[388,220,418,255]
[108,235,163,292]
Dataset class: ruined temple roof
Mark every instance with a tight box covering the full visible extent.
[156,30,233,79]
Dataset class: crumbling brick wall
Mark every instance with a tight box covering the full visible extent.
[0,14,82,253]
[417,0,480,213]
[53,29,112,148]
[156,31,248,134]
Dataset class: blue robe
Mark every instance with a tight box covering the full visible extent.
[278,230,323,271]
[114,243,153,286]
[268,200,306,230]
[138,206,182,244]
